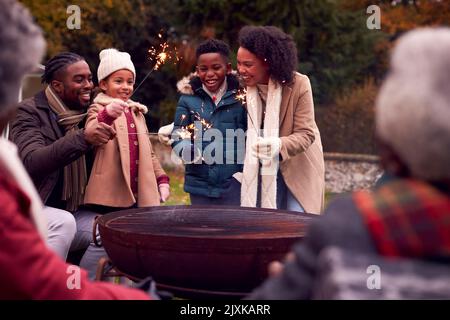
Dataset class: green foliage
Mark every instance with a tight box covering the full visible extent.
[162,0,382,104]
[299,1,383,104]
[21,0,381,121]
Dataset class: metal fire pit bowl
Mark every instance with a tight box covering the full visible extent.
[97,205,317,297]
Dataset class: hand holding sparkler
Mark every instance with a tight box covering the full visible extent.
[158,122,174,146]
[105,101,127,119]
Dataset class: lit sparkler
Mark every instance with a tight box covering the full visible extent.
[235,88,247,105]
[131,32,179,98]
[235,87,258,132]
[190,110,212,130]
[176,110,213,140]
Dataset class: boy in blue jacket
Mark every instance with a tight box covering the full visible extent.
[171,39,247,205]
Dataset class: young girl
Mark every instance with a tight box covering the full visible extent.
[84,48,170,209]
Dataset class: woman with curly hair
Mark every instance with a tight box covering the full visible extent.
[237,25,324,214]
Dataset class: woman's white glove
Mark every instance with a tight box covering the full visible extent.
[158,122,174,146]
[251,137,281,160]
[158,183,170,202]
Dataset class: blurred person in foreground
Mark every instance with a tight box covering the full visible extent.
[0,0,151,299]
[248,27,450,299]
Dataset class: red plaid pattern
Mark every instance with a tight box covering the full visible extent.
[354,179,450,258]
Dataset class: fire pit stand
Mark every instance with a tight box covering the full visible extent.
[95,257,247,299]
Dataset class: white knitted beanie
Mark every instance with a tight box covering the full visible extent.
[97,48,136,82]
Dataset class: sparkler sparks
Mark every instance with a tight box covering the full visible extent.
[148,41,169,71]
[235,87,259,133]
[235,88,247,105]
[176,110,213,140]
[189,110,212,130]
[148,32,180,70]
[131,32,180,98]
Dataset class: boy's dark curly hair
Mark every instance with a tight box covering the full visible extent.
[196,39,230,61]
[238,26,297,84]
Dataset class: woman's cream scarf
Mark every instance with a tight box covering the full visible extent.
[241,78,282,208]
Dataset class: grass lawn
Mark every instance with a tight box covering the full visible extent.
[162,168,190,206]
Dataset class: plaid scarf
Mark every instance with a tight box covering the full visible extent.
[45,86,87,212]
[354,179,450,259]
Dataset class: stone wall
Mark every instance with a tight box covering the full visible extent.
[151,137,384,194]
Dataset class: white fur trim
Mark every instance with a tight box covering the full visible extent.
[176,72,197,95]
